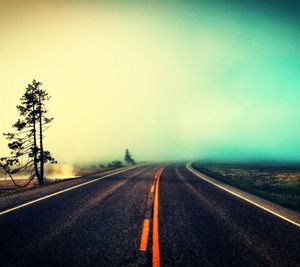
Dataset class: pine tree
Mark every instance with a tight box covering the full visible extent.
[124,149,136,165]
[0,80,56,186]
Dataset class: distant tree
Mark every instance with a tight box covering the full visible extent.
[0,80,56,186]
[124,149,136,165]
[108,160,122,168]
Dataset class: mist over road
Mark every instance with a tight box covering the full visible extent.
[0,163,299,266]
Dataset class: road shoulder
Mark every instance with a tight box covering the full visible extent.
[187,162,300,227]
[0,166,140,213]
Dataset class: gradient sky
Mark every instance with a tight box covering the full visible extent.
[1,0,300,163]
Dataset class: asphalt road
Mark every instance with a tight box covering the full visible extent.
[0,163,299,267]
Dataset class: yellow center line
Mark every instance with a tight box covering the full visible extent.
[150,185,155,193]
[152,167,163,267]
[140,219,150,251]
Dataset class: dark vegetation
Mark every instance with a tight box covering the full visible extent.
[192,161,300,212]
[108,160,122,168]
[0,80,56,187]
[124,149,136,165]
[106,149,137,168]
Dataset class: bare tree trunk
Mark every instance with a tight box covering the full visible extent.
[33,103,44,185]
[33,117,43,185]
[38,94,44,184]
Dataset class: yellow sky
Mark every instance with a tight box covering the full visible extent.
[1,0,300,163]
[0,1,189,162]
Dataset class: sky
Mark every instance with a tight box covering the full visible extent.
[1,0,300,164]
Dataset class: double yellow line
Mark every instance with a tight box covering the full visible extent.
[139,167,164,267]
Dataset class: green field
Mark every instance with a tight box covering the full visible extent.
[192,162,300,212]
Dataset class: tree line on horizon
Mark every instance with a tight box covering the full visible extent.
[0,80,136,188]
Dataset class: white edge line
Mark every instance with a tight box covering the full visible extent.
[0,165,140,216]
[186,162,300,228]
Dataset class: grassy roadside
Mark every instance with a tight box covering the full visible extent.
[192,161,300,213]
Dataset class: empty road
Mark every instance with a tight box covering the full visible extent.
[0,163,299,266]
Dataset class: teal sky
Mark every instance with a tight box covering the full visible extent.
[1,0,300,163]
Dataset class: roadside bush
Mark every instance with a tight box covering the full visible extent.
[108,160,122,168]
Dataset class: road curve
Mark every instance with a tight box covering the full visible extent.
[0,163,299,266]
